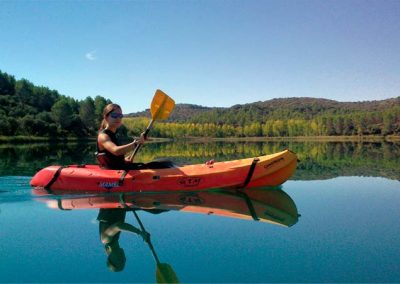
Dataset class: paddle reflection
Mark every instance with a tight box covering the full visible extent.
[33,187,299,279]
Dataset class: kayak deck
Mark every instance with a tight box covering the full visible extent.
[30,150,298,192]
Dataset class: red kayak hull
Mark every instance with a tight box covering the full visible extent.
[30,150,297,193]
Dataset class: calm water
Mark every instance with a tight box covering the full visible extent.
[1,141,399,283]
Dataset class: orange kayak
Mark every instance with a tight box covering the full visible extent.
[30,150,297,193]
[33,188,299,227]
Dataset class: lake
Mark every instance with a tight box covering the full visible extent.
[1,140,399,283]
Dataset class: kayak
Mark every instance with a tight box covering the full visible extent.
[31,150,297,192]
[30,150,297,193]
[33,188,299,227]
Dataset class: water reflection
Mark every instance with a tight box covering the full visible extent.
[33,187,299,279]
[97,208,178,282]
[0,142,97,176]
[1,140,399,180]
[98,209,138,272]
[34,188,299,227]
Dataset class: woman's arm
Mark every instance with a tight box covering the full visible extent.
[102,221,149,243]
[98,133,138,156]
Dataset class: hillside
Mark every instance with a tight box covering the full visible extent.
[126,103,213,122]
[0,70,111,138]
[126,97,400,124]
[1,68,399,139]
[124,96,400,138]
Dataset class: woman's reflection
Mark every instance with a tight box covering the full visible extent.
[97,208,149,272]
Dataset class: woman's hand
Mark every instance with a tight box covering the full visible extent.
[140,231,150,243]
[133,132,148,146]
[138,132,146,144]
[133,132,147,148]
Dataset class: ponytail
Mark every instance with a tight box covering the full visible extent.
[99,119,108,131]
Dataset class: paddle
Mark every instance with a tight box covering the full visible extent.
[132,211,179,284]
[128,90,175,162]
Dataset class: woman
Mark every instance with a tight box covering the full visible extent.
[97,103,146,169]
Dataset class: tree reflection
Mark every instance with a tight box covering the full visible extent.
[1,141,399,180]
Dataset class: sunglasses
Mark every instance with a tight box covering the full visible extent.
[109,113,124,119]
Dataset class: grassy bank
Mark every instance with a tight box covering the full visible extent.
[179,135,400,143]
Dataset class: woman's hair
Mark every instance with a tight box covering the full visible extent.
[99,103,122,131]
[106,247,126,272]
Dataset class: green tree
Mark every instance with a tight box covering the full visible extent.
[325,117,335,135]
[243,122,262,137]
[35,87,59,111]
[383,112,395,135]
[68,115,88,136]
[17,115,43,136]
[51,99,74,129]
[0,71,16,96]
[79,97,96,132]
[94,95,108,124]
[272,120,286,136]
[262,121,274,136]
[0,115,15,135]
[15,79,36,106]
[354,114,367,135]
[334,117,344,135]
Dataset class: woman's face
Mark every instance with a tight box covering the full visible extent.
[106,108,123,128]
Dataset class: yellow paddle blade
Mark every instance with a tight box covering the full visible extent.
[156,263,179,284]
[151,89,175,120]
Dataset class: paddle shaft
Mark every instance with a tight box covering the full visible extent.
[132,210,161,264]
[128,90,174,162]
[129,119,154,162]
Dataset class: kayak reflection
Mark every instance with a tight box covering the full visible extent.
[34,187,300,227]
[33,187,299,280]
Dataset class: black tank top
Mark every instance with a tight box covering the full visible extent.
[96,129,126,169]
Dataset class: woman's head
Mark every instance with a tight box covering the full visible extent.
[99,103,123,131]
[105,244,126,272]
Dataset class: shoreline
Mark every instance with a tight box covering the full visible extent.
[181,135,400,143]
[1,135,399,144]
[0,136,172,144]
[0,136,97,143]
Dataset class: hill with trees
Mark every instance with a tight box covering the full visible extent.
[127,103,213,122]
[125,97,400,138]
[0,70,111,138]
[1,69,399,139]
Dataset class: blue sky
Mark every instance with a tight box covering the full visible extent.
[0,0,399,113]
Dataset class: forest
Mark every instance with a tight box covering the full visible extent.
[1,70,399,139]
[0,70,111,138]
[125,98,400,138]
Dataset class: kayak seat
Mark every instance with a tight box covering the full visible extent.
[142,159,178,169]
[95,152,108,169]
[96,151,176,170]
